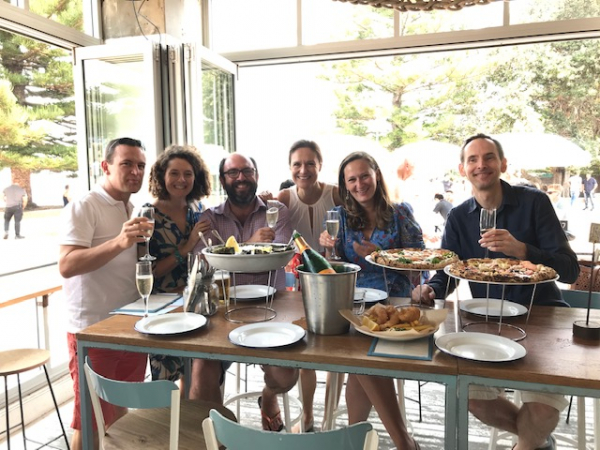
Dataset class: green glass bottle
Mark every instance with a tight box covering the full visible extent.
[292,230,336,274]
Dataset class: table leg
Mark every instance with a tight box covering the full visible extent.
[77,342,92,450]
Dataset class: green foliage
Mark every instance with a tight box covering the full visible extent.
[30,0,84,31]
[0,26,77,176]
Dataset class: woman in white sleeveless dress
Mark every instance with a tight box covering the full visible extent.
[277,140,341,432]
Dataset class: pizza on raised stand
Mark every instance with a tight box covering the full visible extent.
[447,258,557,283]
[370,248,459,270]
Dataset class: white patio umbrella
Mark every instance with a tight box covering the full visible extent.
[493,133,591,169]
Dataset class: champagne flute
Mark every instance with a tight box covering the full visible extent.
[136,261,154,318]
[480,208,496,258]
[266,200,279,229]
[139,206,156,261]
[326,210,341,261]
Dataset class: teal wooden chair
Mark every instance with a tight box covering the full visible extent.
[84,357,236,450]
[203,409,378,450]
[560,288,600,309]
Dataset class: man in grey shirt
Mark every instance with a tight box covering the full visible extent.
[3,182,27,239]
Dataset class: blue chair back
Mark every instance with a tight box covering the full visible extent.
[560,289,600,310]
[203,409,377,450]
[84,356,178,409]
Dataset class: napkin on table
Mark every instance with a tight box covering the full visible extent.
[111,294,182,316]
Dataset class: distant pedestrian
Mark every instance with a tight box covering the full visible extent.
[433,193,453,223]
[63,184,71,206]
[569,173,583,206]
[433,193,453,234]
[583,173,597,211]
[3,182,27,239]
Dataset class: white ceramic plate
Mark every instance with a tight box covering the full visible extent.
[228,323,306,348]
[354,287,388,303]
[230,285,276,301]
[354,324,439,342]
[460,298,528,317]
[134,312,207,335]
[435,332,526,362]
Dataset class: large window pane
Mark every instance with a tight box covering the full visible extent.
[81,57,148,186]
[211,0,297,53]
[236,39,600,256]
[302,0,393,44]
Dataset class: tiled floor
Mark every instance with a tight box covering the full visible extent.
[0,366,596,449]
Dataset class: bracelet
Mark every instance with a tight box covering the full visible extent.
[173,248,185,265]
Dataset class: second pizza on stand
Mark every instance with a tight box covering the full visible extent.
[446,258,557,283]
[369,247,459,270]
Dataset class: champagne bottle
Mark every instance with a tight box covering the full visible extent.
[292,230,336,274]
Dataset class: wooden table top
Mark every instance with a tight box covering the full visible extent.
[457,305,600,390]
[77,291,458,379]
[77,292,600,388]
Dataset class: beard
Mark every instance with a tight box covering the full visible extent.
[224,179,258,206]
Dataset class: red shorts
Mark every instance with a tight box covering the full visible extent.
[67,332,147,430]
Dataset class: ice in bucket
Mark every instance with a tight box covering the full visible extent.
[297,262,361,335]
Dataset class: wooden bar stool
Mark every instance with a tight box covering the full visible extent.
[0,348,70,450]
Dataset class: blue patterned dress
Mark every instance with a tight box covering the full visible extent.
[145,202,201,381]
[333,203,425,297]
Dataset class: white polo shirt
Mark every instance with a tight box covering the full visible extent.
[61,184,139,333]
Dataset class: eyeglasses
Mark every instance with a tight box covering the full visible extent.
[223,168,256,179]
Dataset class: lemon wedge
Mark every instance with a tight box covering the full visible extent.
[225,236,241,254]
[361,316,380,332]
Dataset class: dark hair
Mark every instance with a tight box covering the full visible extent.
[288,140,323,166]
[460,133,505,163]
[279,179,295,190]
[218,154,258,178]
[434,193,444,201]
[338,151,393,231]
[105,137,144,163]
[149,144,211,202]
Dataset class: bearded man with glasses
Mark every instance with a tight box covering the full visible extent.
[194,153,296,432]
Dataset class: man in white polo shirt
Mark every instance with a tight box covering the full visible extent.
[59,137,153,450]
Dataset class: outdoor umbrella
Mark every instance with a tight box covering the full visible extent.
[493,133,591,169]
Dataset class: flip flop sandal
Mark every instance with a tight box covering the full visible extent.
[258,396,285,432]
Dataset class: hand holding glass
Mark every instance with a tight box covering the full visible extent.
[139,206,156,261]
[136,261,154,318]
[266,200,279,229]
[326,210,341,260]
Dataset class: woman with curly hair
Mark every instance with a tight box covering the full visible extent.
[146,144,212,293]
[319,151,424,450]
[145,144,226,400]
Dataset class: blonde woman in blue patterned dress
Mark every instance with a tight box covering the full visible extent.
[319,151,424,450]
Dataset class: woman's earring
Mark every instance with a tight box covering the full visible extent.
[345,191,350,200]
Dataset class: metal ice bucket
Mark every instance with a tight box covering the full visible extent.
[297,262,361,335]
